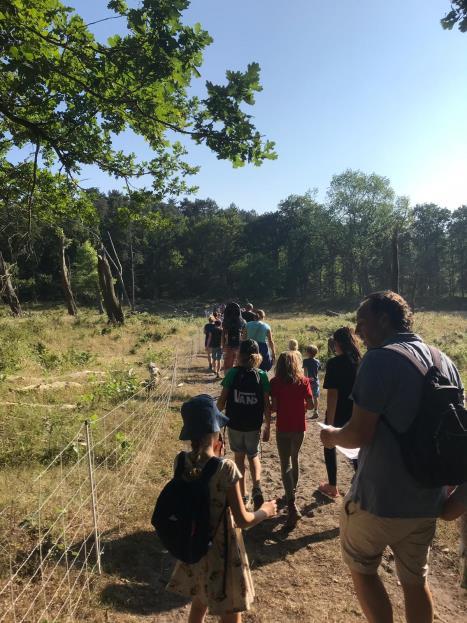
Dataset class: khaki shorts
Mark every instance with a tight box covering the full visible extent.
[228,428,261,458]
[340,497,436,585]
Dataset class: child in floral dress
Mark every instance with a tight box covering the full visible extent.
[166,394,276,622]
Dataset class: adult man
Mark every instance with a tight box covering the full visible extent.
[321,291,463,623]
[241,303,258,323]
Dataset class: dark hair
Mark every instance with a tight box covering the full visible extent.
[360,291,413,331]
[223,301,242,329]
[333,327,361,365]
[238,339,262,368]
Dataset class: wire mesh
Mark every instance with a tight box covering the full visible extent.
[0,355,180,623]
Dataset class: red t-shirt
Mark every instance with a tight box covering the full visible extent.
[270,376,313,432]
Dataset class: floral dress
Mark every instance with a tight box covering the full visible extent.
[166,454,255,615]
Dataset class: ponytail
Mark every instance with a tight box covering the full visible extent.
[238,351,263,369]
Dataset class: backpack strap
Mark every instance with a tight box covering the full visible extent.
[199,456,222,482]
[174,451,186,478]
[383,344,429,376]
[427,345,442,371]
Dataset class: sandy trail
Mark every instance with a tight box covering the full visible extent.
[99,355,466,623]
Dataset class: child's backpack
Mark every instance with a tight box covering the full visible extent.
[151,452,223,563]
[382,344,467,488]
[226,367,264,432]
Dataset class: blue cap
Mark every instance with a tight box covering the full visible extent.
[179,394,229,441]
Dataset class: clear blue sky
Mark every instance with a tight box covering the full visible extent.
[75,2,467,210]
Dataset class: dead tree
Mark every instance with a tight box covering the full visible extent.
[0,251,22,316]
[97,248,124,324]
[58,232,78,316]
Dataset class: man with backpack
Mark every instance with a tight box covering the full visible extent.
[320,291,465,623]
[217,340,271,512]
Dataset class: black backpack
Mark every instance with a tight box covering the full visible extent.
[382,344,467,488]
[151,452,223,563]
[226,367,264,432]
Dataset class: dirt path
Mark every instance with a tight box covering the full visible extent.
[99,355,466,623]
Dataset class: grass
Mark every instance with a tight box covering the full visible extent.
[0,305,465,621]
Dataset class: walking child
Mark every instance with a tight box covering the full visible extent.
[288,339,303,364]
[270,351,314,527]
[303,344,320,419]
[204,315,216,371]
[217,340,271,511]
[207,319,223,378]
[163,395,277,622]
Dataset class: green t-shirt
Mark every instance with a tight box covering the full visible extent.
[222,366,270,393]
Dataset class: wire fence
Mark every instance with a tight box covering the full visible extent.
[0,343,195,623]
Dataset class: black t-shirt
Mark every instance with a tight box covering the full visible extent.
[323,354,358,427]
[242,310,258,322]
[204,323,215,345]
[210,326,222,348]
[225,318,246,348]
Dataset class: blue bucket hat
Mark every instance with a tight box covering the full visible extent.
[179,394,229,441]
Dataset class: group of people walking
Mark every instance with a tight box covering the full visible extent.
[160,291,466,623]
[204,302,276,376]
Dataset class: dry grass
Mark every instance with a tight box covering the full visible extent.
[0,306,465,622]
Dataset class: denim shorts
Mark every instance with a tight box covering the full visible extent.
[228,428,261,458]
[311,379,320,398]
[211,347,223,361]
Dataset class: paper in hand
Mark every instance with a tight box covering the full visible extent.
[317,422,360,461]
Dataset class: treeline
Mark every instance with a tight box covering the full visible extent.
[0,169,466,314]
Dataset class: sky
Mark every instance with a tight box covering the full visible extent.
[43,2,467,211]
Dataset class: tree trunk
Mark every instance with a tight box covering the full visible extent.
[391,229,400,294]
[0,251,22,316]
[59,234,78,316]
[97,250,124,324]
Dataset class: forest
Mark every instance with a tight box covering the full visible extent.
[1,1,466,319]
[0,165,465,314]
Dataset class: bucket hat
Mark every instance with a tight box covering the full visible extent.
[179,394,229,441]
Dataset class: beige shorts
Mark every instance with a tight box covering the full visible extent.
[340,497,436,585]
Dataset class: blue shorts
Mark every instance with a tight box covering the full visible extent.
[311,379,320,398]
[211,347,223,361]
[228,428,261,458]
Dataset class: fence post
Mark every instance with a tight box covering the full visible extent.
[84,420,102,575]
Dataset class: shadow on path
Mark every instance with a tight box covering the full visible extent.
[99,530,189,616]
[96,520,338,615]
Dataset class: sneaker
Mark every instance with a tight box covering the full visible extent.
[308,411,319,420]
[251,486,264,511]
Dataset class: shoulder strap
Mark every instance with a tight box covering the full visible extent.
[174,451,186,478]
[383,344,428,376]
[427,345,442,371]
[200,456,222,482]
